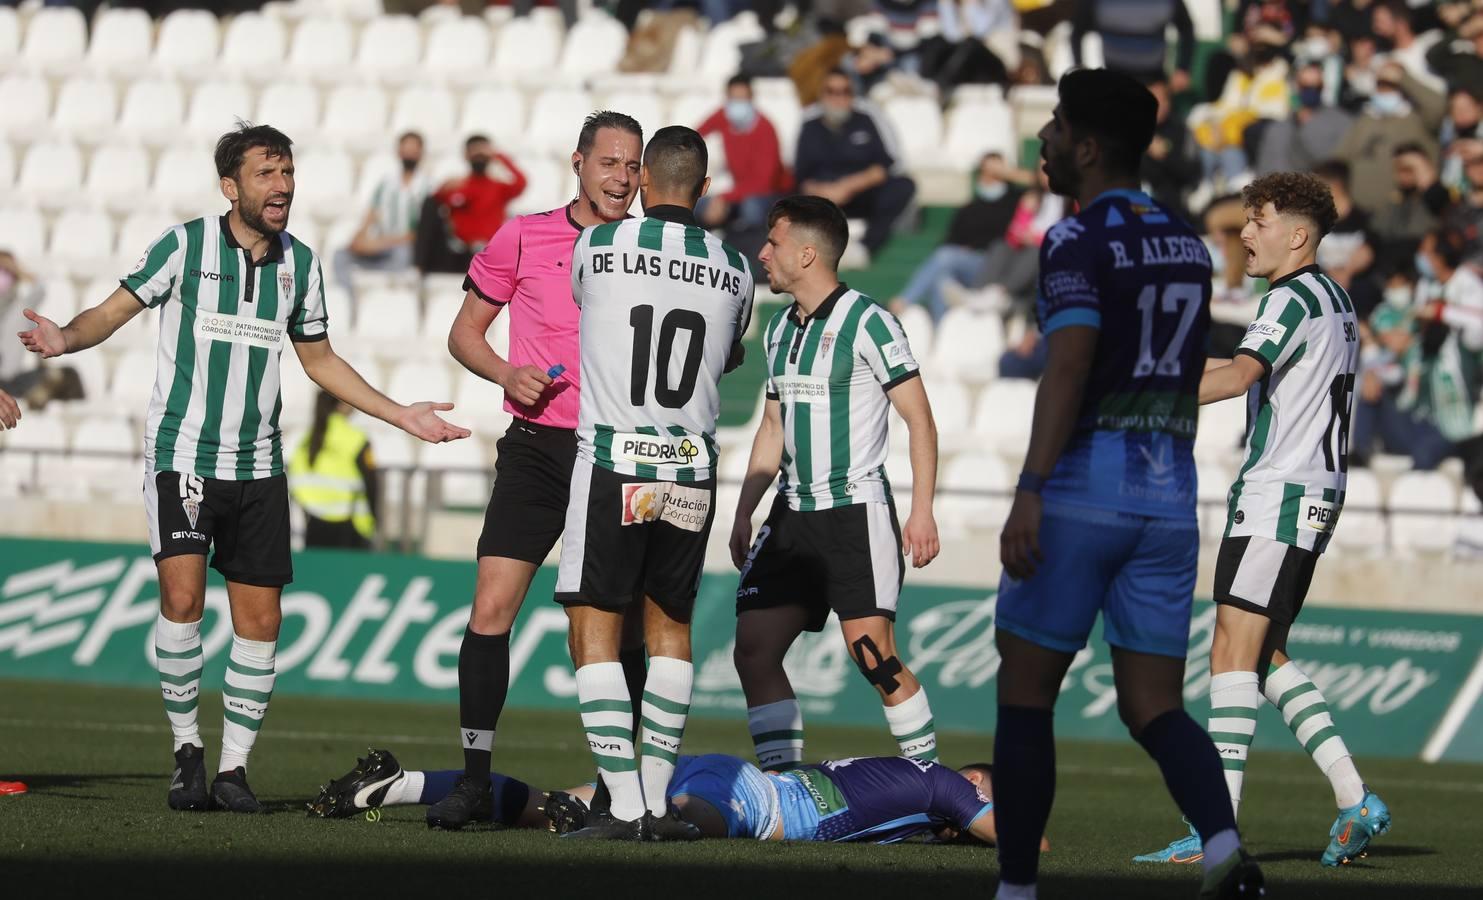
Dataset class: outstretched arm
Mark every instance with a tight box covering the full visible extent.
[294,336,469,444]
[1199,354,1264,404]
[18,287,144,357]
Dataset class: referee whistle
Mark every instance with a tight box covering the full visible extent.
[547,364,566,379]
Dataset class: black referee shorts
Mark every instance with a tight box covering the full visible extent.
[476,419,578,564]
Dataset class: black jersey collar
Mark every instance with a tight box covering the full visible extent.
[644,204,699,227]
[1268,263,1321,291]
[220,215,286,266]
[791,282,850,325]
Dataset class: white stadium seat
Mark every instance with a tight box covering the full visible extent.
[669,92,716,131]
[425,437,490,508]
[931,308,1004,384]
[460,87,528,147]
[220,12,288,81]
[895,302,934,363]
[696,20,750,82]
[944,99,1017,170]
[665,25,704,82]
[85,145,153,215]
[527,89,594,154]
[453,369,513,435]
[354,15,423,84]
[86,7,154,76]
[108,349,159,415]
[286,16,355,83]
[68,417,141,503]
[291,147,359,223]
[423,17,492,86]
[390,86,458,147]
[278,357,317,431]
[491,15,564,79]
[17,140,84,211]
[556,13,627,80]
[1332,468,1387,557]
[51,77,119,145]
[0,75,52,141]
[882,96,944,169]
[0,207,47,263]
[388,360,453,405]
[508,158,567,217]
[601,92,667,146]
[1197,461,1232,535]
[939,452,1012,533]
[0,8,17,74]
[118,80,186,147]
[186,80,256,145]
[356,288,422,341]
[0,140,11,190]
[117,209,180,266]
[20,7,87,75]
[1196,395,1247,462]
[322,84,390,150]
[152,147,224,219]
[973,379,1038,453]
[152,9,221,77]
[1390,471,1458,555]
[38,278,80,324]
[421,292,463,342]
[257,82,323,140]
[929,378,975,449]
[47,210,117,279]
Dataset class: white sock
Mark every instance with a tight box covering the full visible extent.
[1208,671,1261,821]
[639,656,693,817]
[995,882,1037,900]
[219,633,276,773]
[155,614,203,751]
[1264,661,1366,808]
[883,686,939,762]
[382,770,426,806]
[1201,828,1242,873]
[576,661,644,821]
[747,698,805,770]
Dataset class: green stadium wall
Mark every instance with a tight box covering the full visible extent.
[2,537,1482,764]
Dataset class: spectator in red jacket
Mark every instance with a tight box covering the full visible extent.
[697,75,793,251]
[435,135,528,247]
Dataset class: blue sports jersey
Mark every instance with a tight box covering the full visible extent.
[772,757,992,843]
[1035,189,1212,519]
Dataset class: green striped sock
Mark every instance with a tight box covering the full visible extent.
[219,633,275,773]
[576,661,644,821]
[884,686,939,762]
[639,656,693,816]
[748,698,805,770]
[1264,661,1366,808]
[155,614,203,751]
[1208,670,1261,820]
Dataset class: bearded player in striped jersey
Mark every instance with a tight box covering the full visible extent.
[558,126,754,840]
[1138,172,1390,869]
[17,123,469,814]
[730,195,942,773]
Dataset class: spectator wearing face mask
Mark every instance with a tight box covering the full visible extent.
[1335,61,1445,215]
[1372,143,1450,272]
[697,75,793,255]
[434,135,527,248]
[888,152,1025,322]
[335,132,432,305]
[795,69,917,258]
[1254,62,1353,175]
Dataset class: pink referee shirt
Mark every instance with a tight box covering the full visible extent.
[464,205,583,430]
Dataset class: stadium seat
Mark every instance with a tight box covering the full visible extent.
[490,14,564,80]
[527,89,596,154]
[1197,461,1232,535]
[151,9,222,78]
[1186,0,1225,41]
[354,15,423,85]
[669,92,716,130]
[973,379,1037,454]
[390,86,459,149]
[454,368,513,436]
[69,417,141,502]
[65,347,111,408]
[508,157,567,216]
[425,436,490,508]
[0,75,53,142]
[117,208,179,267]
[927,378,974,450]
[882,96,944,169]
[1195,395,1247,462]
[292,147,359,224]
[46,210,117,279]
[151,147,224,219]
[601,92,667,146]
[85,7,154,77]
[118,80,187,147]
[697,17,764,82]
[664,25,704,83]
[2,413,68,487]
[389,360,454,406]
[257,82,323,140]
[421,292,464,343]
[20,7,87,76]
[931,308,1004,384]
[754,79,802,165]
[356,288,422,342]
[286,16,355,84]
[37,278,79,324]
[185,81,255,145]
[220,12,288,81]
[895,302,934,362]
[459,86,528,147]
[108,349,159,415]
[17,140,84,212]
[0,8,17,74]
[1390,471,1459,555]
[0,140,12,191]
[944,99,1016,171]
[85,145,153,216]
[322,84,390,151]
[939,451,1012,534]
[1332,467,1387,557]
[423,17,492,86]
[0,207,47,261]
[278,356,317,431]
[51,77,119,145]
[556,13,627,81]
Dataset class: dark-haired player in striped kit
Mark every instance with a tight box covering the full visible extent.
[18,123,468,814]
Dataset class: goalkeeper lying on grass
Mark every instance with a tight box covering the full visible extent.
[308,749,1047,847]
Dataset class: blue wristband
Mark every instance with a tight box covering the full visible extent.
[1016,471,1046,495]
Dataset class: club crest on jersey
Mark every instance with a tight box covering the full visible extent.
[820,332,835,355]
[279,269,294,298]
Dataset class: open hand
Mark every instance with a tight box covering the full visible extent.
[399,402,472,444]
[17,309,65,358]
[0,389,19,430]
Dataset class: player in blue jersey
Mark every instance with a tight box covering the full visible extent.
[307,749,1042,849]
[991,69,1263,900]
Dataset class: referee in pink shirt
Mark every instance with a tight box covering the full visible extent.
[435,112,644,829]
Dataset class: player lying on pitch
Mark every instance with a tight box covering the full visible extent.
[307,749,1044,848]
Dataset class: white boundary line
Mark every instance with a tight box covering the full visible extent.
[1421,647,1483,763]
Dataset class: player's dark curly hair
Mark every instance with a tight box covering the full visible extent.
[1241,172,1339,237]
[214,120,293,179]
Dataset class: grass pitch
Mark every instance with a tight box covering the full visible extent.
[2,679,1480,900]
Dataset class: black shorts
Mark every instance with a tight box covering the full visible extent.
[735,495,903,632]
[1213,535,1319,626]
[144,469,293,587]
[554,458,716,616]
[476,419,578,563]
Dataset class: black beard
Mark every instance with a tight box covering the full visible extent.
[240,198,287,235]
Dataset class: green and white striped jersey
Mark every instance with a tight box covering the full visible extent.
[367,171,431,238]
[764,285,919,511]
[570,207,754,482]
[122,215,329,481]
[1226,265,1359,552]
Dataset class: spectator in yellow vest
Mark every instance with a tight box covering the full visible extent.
[289,391,378,550]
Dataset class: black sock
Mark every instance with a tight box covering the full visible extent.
[1134,709,1238,842]
[993,704,1055,888]
[458,628,510,780]
[619,644,648,740]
